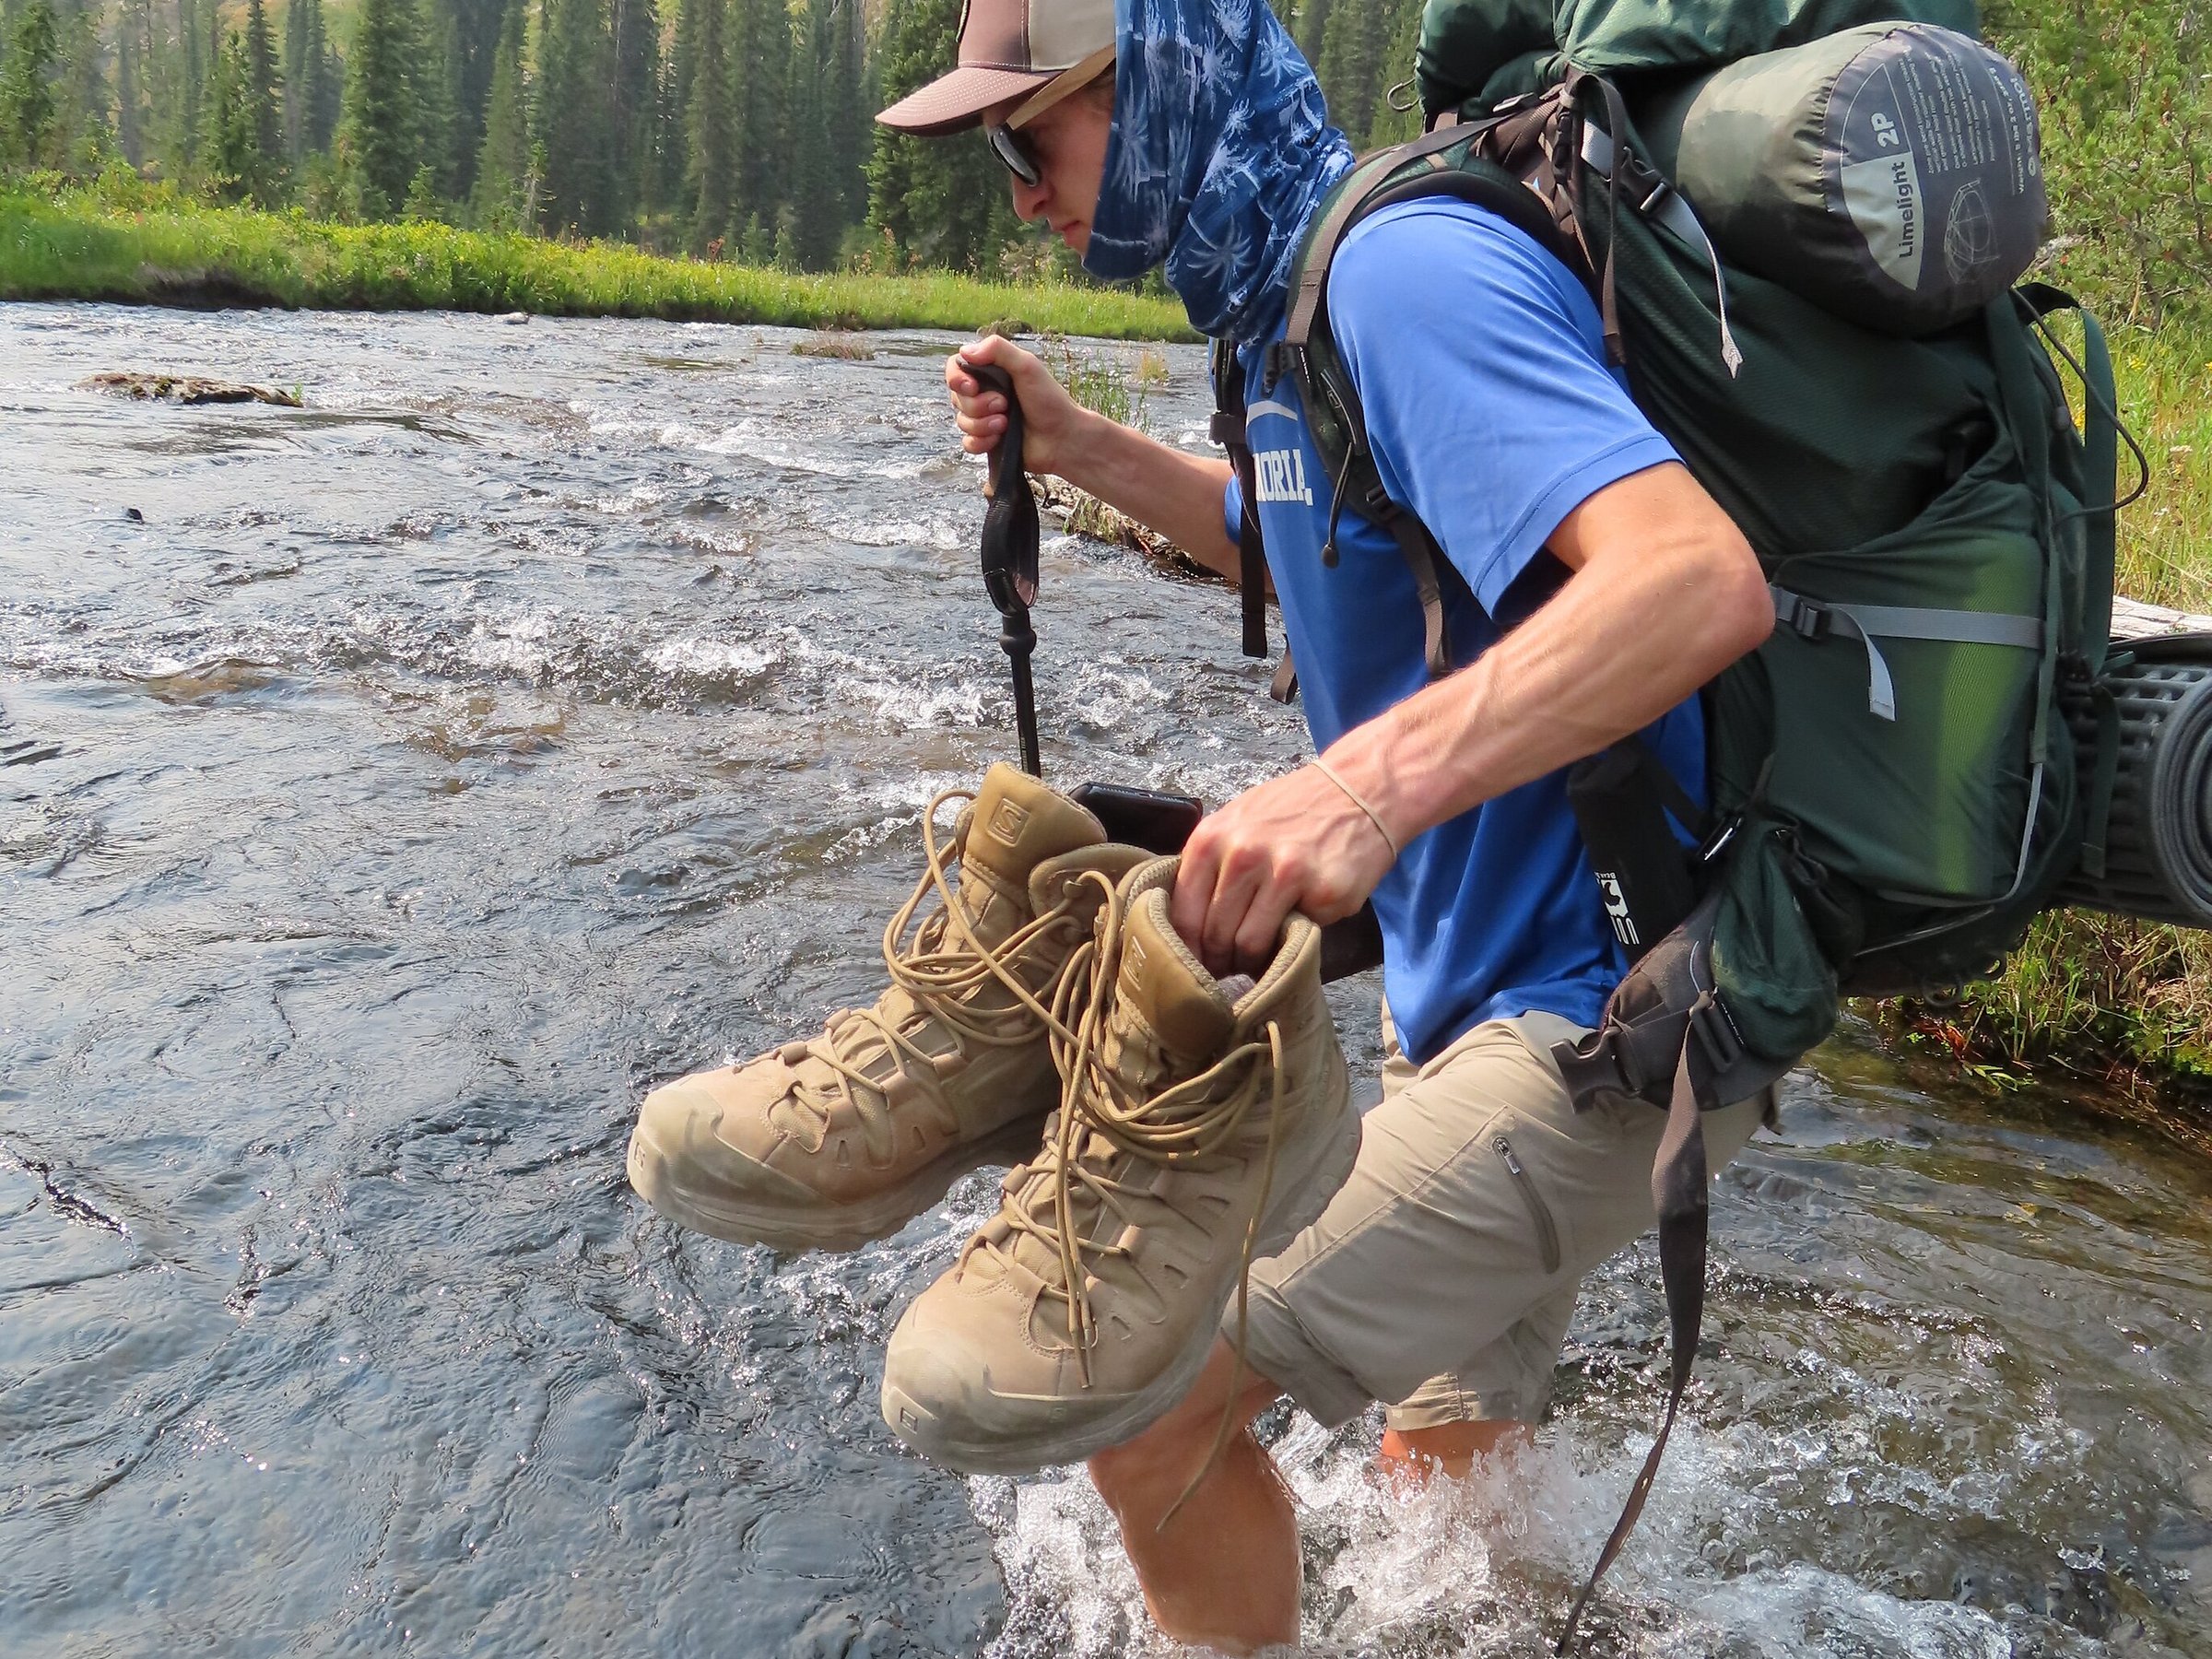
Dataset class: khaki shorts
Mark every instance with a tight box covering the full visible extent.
[1230,1006,1769,1432]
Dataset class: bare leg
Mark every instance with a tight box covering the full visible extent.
[1376,1418,1532,1485]
[1088,1338,1297,1655]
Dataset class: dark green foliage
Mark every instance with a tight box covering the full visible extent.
[1,0,2194,306]
[115,0,144,162]
[1987,0,2212,326]
[1313,0,1418,147]
[242,0,282,186]
[469,0,529,227]
[199,27,262,200]
[282,0,342,160]
[680,0,729,245]
[865,0,1015,270]
[610,0,657,206]
[338,0,426,217]
[418,0,464,200]
[533,0,616,233]
[0,0,59,170]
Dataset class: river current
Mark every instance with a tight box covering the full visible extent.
[2,303,2209,1658]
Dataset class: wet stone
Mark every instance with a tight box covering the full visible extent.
[76,371,303,406]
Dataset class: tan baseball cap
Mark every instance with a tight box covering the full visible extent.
[876,0,1117,135]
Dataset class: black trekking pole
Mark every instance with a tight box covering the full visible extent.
[959,357,1043,778]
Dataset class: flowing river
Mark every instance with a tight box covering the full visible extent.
[3,303,2210,1658]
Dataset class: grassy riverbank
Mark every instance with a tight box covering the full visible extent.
[0,188,1198,341]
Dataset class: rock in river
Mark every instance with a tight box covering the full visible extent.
[77,371,302,406]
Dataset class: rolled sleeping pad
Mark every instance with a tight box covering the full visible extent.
[1632,22,2047,337]
[2057,634,2212,928]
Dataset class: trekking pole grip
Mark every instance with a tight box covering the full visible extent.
[959,355,1044,775]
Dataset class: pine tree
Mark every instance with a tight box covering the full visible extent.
[306,0,341,151]
[172,0,204,167]
[417,0,464,199]
[242,0,283,187]
[116,0,146,163]
[49,0,112,171]
[610,0,656,206]
[200,28,264,197]
[469,0,528,226]
[726,0,786,236]
[533,0,616,234]
[680,0,729,248]
[0,0,60,171]
[780,0,833,267]
[865,0,1011,269]
[1315,0,1418,148]
[1291,0,1332,65]
[282,0,310,156]
[338,0,425,217]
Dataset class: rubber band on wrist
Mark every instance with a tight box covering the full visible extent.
[1312,756,1401,862]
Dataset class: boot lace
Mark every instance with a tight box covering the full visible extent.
[973,869,1286,1398]
[784,787,1087,1155]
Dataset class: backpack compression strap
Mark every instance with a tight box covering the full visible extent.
[1547,899,1795,1654]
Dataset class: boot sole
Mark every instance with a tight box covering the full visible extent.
[627,1113,1048,1254]
[881,1065,1362,1474]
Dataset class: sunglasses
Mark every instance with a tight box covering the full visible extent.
[982,48,1114,191]
[986,122,1041,188]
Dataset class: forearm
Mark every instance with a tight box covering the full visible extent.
[1053,411,1241,580]
[1324,530,1767,844]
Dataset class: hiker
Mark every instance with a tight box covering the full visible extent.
[630,0,2112,1645]
[877,0,1775,1647]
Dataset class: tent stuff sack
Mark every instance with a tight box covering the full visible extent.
[2057,634,2212,928]
[1632,23,2048,336]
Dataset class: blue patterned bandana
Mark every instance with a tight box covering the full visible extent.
[1082,0,1355,345]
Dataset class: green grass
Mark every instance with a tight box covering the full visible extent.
[0,187,1198,341]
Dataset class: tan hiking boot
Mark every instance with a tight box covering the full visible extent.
[627,765,1149,1253]
[878,854,1359,1473]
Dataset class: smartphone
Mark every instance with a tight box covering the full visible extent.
[1070,781,1206,854]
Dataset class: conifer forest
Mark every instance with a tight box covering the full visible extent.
[0,0,2205,313]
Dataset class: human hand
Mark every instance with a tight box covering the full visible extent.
[946,333,1091,481]
[1170,761,1400,980]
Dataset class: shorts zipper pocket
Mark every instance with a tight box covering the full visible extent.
[1494,1134,1562,1275]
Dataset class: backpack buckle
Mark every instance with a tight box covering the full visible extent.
[1776,592,1831,641]
[1209,410,1245,446]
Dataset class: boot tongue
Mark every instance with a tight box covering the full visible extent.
[1112,888,1235,1069]
[960,763,1108,889]
[961,884,1238,1324]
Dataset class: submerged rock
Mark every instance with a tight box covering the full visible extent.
[790,330,875,360]
[77,372,302,407]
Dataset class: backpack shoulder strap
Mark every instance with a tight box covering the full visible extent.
[1208,336,1270,665]
[1278,103,1600,681]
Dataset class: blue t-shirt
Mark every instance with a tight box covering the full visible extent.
[1223,198,1705,1065]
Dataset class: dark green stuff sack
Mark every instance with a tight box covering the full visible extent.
[1415,0,1982,117]
[1637,23,2049,336]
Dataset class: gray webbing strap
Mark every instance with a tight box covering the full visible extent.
[1577,124,1741,377]
[1771,583,2043,721]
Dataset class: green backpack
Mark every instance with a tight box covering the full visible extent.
[1210,1,2124,1643]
